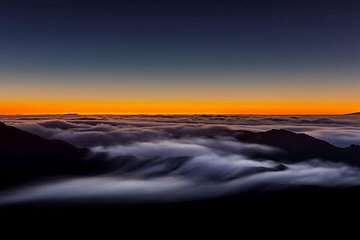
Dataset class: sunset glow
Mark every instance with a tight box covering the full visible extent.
[0,0,359,115]
[1,100,359,115]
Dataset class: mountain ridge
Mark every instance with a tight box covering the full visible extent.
[346,112,360,115]
[1,122,360,190]
[0,121,106,189]
[236,129,360,165]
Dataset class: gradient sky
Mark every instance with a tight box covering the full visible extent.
[1,0,360,114]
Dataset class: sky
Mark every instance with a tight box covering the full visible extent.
[0,0,360,114]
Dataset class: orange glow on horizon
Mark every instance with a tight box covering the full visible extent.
[1,73,359,115]
[0,100,358,115]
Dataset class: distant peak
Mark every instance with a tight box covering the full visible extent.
[349,144,360,149]
[346,112,360,116]
[64,113,78,116]
[0,122,7,127]
[267,129,294,134]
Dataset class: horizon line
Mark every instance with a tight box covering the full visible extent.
[0,112,356,116]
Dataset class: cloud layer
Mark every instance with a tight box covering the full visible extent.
[2,114,360,147]
[1,114,360,205]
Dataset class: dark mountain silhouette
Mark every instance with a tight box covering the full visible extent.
[0,122,106,189]
[1,121,360,190]
[346,112,360,115]
[236,129,360,166]
[2,121,360,221]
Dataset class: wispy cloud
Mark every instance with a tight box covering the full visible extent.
[1,114,360,206]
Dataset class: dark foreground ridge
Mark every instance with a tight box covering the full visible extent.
[3,185,360,228]
[0,122,106,189]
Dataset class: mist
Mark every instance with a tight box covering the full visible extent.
[1,114,360,206]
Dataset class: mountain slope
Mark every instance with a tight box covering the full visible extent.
[0,122,103,188]
[236,129,360,165]
[346,112,360,116]
[1,122,360,190]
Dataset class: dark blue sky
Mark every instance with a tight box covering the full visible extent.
[1,0,360,114]
[1,0,359,74]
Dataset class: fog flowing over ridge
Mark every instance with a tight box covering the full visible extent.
[2,114,360,148]
[1,114,360,205]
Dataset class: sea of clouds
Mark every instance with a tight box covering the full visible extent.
[0,114,360,205]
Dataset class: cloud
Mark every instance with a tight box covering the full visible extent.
[38,120,84,130]
[1,158,359,206]
[1,114,360,206]
[4,114,360,147]
[304,127,360,147]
